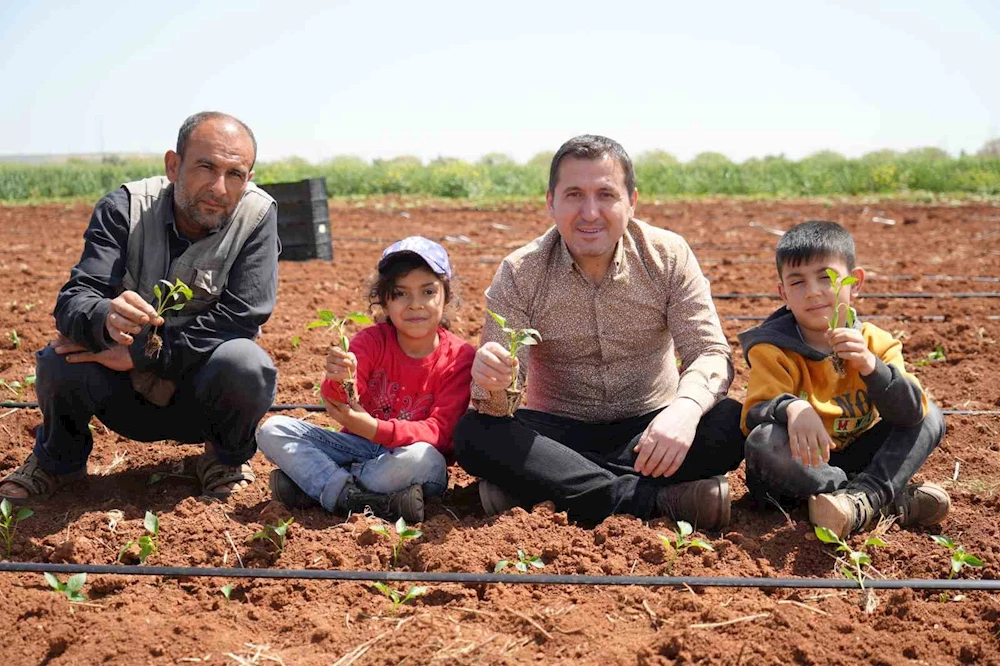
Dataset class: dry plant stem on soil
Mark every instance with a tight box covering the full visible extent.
[485,309,541,417]
[306,310,373,403]
[145,278,193,359]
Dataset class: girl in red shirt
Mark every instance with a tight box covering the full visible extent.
[258,237,475,523]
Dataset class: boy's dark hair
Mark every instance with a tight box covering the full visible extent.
[368,254,453,330]
[775,220,856,278]
[548,135,636,195]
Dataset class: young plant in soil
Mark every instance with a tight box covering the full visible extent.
[221,584,236,601]
[306,310,373,403]
[8,330,20,350]
[0,498,33,559]
[916,345,947,367]
[495,549,545,573]
[118,511,160,563]
[371,582,427,614]
[44,572,88,603]
[145,278,193,358]
[253,517,294,555]
[814,525,886,590]
[931,535,984,579]
[0,375,32,400]
[658,521,714,573]
[369,517,422,568]
[485,309,541,417]
[824,268,858,376]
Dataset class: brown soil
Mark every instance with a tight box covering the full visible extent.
[1,198,999,665]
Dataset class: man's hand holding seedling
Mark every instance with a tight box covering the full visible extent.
[105,290,164,345]
[472,341,518,392]
[826,327,876,376]
[633,398,701,477]
[785,400,831,467]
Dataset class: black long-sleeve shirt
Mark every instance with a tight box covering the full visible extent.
[54,186,279,381]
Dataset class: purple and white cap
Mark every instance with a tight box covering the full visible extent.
[378,236,452,278]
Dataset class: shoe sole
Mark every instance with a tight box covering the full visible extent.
[808,493,851,539]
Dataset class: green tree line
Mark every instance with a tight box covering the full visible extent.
[2,148,999,201]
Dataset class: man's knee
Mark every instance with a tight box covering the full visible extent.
[196,339,277,411]
[452,410,490,461]
[35,345,101,399]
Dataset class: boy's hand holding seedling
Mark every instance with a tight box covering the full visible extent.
[785,400,832,467]
[823,269,866,376]
[826,327,876,376]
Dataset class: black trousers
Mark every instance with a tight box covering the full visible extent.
[453,398,745,524]
[744,403,946,509]
[32,340,277,475]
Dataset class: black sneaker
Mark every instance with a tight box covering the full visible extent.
[336,479,424,523]
[268,469,319,509]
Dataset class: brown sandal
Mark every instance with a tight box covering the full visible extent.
[0,453,86,503]
[195,453,256,500]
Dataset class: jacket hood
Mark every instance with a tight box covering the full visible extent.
[737,305,862,366]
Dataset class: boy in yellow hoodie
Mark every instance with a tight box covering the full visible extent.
[739,220,949,538]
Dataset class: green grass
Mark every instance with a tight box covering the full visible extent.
[2,152,998,202]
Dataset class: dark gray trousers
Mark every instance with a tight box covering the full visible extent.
[32,339,277,475]
[744,403,946,509]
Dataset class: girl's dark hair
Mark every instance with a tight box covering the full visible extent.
[368,254,453,330]
[775,220,856,278]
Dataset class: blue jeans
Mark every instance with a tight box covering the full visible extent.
[257,415,449,512]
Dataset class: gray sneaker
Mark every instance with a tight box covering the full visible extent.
[479,480,519,517]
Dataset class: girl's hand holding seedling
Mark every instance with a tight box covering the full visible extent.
[786,400,831,467]
[471,341,518,392]
[105,290,164,345]
[325,347,358,385]
[324,398,378,440]
[826,328,876,376]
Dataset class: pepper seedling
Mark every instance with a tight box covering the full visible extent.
[824,268,859,376]
[931,535,984,579]
[658,521,714,573]
[485,309,541,417]
[814,525,886,590]
[0,498,33,559]
[8,330,20,350]
[221,584,236,601]
[145,278,193,358]
[371,582,427,614]
[916,345,947,367]
[306,310,373,403]
[495,549,545,573]
[253,517,294,555]
[44,572,88,603]
[118,510,160,563]
[369,517,422,568]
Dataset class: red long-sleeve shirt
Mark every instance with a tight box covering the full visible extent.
[321,322,475,457]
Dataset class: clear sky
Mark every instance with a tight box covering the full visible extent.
[1,0,997,163]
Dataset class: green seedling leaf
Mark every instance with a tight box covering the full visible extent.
[486,310,506,329]
[44,572,88,602]
[494,560,509,573]
[864,536,888,549]
[221,584,235,600]
[143,511,159,535]
[931,535,955,549]
[814,526,841,544]
[23,374,35,386]
[253,517,294,555]
[1,498,33,559]
[373,518,423,568]
[677,521,694,538]
[291,335,301,350]
[153,284,162,301]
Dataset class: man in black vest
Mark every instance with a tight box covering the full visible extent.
[0,112,279,502]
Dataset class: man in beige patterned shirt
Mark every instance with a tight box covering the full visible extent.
[453,135,744,528]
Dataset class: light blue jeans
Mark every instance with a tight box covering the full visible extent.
[257,415,449,512]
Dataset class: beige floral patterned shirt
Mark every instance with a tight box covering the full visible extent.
[472,218,733,421]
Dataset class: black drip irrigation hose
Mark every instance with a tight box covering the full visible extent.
[2,401,999,416]
[2,561,998,591]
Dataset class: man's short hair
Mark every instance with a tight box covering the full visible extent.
[775,220,856,278]
[548,135,636,194]
[176,111,258,169]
